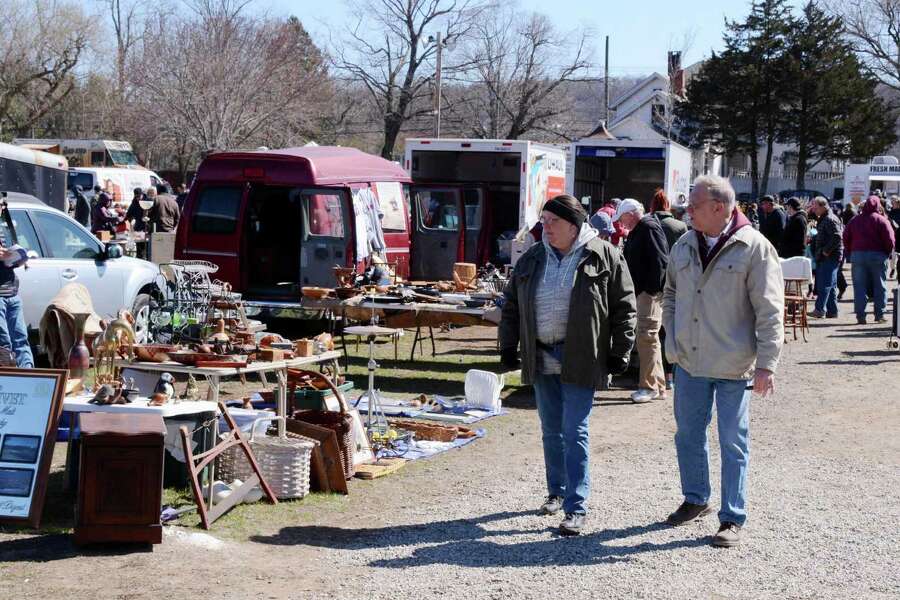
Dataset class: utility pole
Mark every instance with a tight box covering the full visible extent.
[431,31,445,137]
[603,35,610,124]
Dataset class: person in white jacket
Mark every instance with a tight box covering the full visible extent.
[662,175,784,548]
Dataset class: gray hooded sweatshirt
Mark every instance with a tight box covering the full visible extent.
[534,223,598,373]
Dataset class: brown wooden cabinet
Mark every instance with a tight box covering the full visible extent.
[74,413,166,545]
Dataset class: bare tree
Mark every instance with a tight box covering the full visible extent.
[103,0,151,98]
[446,4,592,140]
[129,3,326,157]
[826,0,900,91]
[335,0,485,158]
[0,0,92,138]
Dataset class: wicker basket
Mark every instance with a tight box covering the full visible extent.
[289,369,355,479]
[388,419,458,442]
[216,417,315,500]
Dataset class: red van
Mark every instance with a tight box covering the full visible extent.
[174,146,412,317]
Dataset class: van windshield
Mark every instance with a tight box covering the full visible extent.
[108,150,140,166]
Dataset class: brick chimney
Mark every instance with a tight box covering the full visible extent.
[668,51,685,98]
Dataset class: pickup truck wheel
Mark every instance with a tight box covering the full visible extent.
[132,293,152,344]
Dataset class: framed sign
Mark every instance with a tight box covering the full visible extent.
[0,368,67,529]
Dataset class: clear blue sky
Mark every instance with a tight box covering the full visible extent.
[260,0,804,76]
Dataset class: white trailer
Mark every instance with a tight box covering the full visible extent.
[404,138,566,279]
[0,141,69,211]
[843,157,900,206]
[565,138,692,212]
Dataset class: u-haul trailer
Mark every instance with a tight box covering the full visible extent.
[404,138,566,279]
[565,138,692,212]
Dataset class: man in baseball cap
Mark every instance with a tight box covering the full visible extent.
[614,198,670,403]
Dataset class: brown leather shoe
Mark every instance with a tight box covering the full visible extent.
[711,521,742,547]
[666,501,713,525]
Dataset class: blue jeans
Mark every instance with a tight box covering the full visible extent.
[673,365,750,526]
[814,255,839,316]
[533,374,594,515]
[850,251,889,320]
[0,295,34,368]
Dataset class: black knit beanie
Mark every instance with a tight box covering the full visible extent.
[543,194,587,229]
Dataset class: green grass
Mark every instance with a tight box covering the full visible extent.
[2,326,526,542]
[339,326,522,400]
[159,487,352,541]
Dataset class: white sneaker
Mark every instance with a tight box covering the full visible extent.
[630,388,659,404]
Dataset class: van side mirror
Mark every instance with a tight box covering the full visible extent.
[105,243,124,259]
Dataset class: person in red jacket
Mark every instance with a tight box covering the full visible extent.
[843,195,896,324]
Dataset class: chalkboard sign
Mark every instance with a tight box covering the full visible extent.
[0,368,67,528]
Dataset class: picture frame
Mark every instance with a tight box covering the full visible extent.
[0,434,42,464]
[0,368,67,529]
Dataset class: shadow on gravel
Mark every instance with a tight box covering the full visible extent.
[798,358,900,366]
[0,534,150,562]
[826,331,890,338]
[250,510,536,549]
[502,388,536,410]
[842,349,898,357]
[251,514,705,567]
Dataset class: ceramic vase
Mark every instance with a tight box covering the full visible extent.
[67,313,91,380]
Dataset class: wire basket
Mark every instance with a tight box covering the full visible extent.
[216,417,315,500]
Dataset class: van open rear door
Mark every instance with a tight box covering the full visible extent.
[410,186,463,280]
[178,182,246,287]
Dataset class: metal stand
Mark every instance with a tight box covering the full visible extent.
[343,323,399,439]
[364,334,389,437]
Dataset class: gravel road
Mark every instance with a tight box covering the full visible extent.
[1,288,898,600]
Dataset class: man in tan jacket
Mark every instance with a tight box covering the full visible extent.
[662,175,784,548]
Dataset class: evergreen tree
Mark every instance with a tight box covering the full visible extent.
[734,0,794,196]
[678,0,794,197]
[781,2,897,188]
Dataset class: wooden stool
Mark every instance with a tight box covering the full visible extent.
[783,294,809,342]
[784,278,807,297]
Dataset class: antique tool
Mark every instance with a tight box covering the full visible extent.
[93,310,137,386]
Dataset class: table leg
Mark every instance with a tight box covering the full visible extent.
[259,371,269,387]
[410,325,422,361]
[429,326,436,356]
[64,412,80,492]
[275,369,287,437]
[341,329,350,371]
[209,375,220,404]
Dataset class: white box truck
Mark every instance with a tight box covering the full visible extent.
[404,138,566,279]
[565,138,692,212]
[67,167,167,204]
